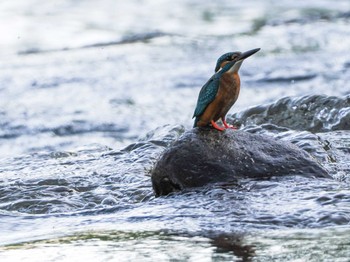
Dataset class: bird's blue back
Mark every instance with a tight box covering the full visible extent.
[192,75,220,119]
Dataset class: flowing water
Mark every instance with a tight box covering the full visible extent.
[0,0,350,261]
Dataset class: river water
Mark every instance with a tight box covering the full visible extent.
[0,0,350,261]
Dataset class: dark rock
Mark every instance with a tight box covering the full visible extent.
[151,128,330,196]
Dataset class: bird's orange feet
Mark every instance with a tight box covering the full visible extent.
[211,120,225,131]
[222,119,237,130]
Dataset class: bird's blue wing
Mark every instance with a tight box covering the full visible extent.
[192,75,220,118]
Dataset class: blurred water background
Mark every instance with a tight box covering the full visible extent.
[0,0,350,261]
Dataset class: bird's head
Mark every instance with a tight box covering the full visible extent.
[215,48,260,73]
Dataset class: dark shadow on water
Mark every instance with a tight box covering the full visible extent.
[209,233,256,262]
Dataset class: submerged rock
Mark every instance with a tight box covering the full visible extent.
[151,128,330,196]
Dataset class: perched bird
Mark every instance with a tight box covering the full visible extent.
[193,48,260,131]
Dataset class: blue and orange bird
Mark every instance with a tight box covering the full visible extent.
[193,48,260,131]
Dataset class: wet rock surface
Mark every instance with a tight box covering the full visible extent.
[151,128,330,196]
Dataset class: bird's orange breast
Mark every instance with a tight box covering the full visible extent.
[215,72,240,117]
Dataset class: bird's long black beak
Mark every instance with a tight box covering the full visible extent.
[238,48,260,61]
[227,48,260,73]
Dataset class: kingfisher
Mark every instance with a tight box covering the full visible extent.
[193,48,260,131]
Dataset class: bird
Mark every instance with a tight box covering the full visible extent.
[193,48,260,131]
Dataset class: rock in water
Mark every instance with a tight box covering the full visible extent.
[151,128,330,196]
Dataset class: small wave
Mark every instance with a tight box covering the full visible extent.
[231,94,350,132]
[18,31,168,55]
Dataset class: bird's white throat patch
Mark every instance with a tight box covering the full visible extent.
[228,60,243,73]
